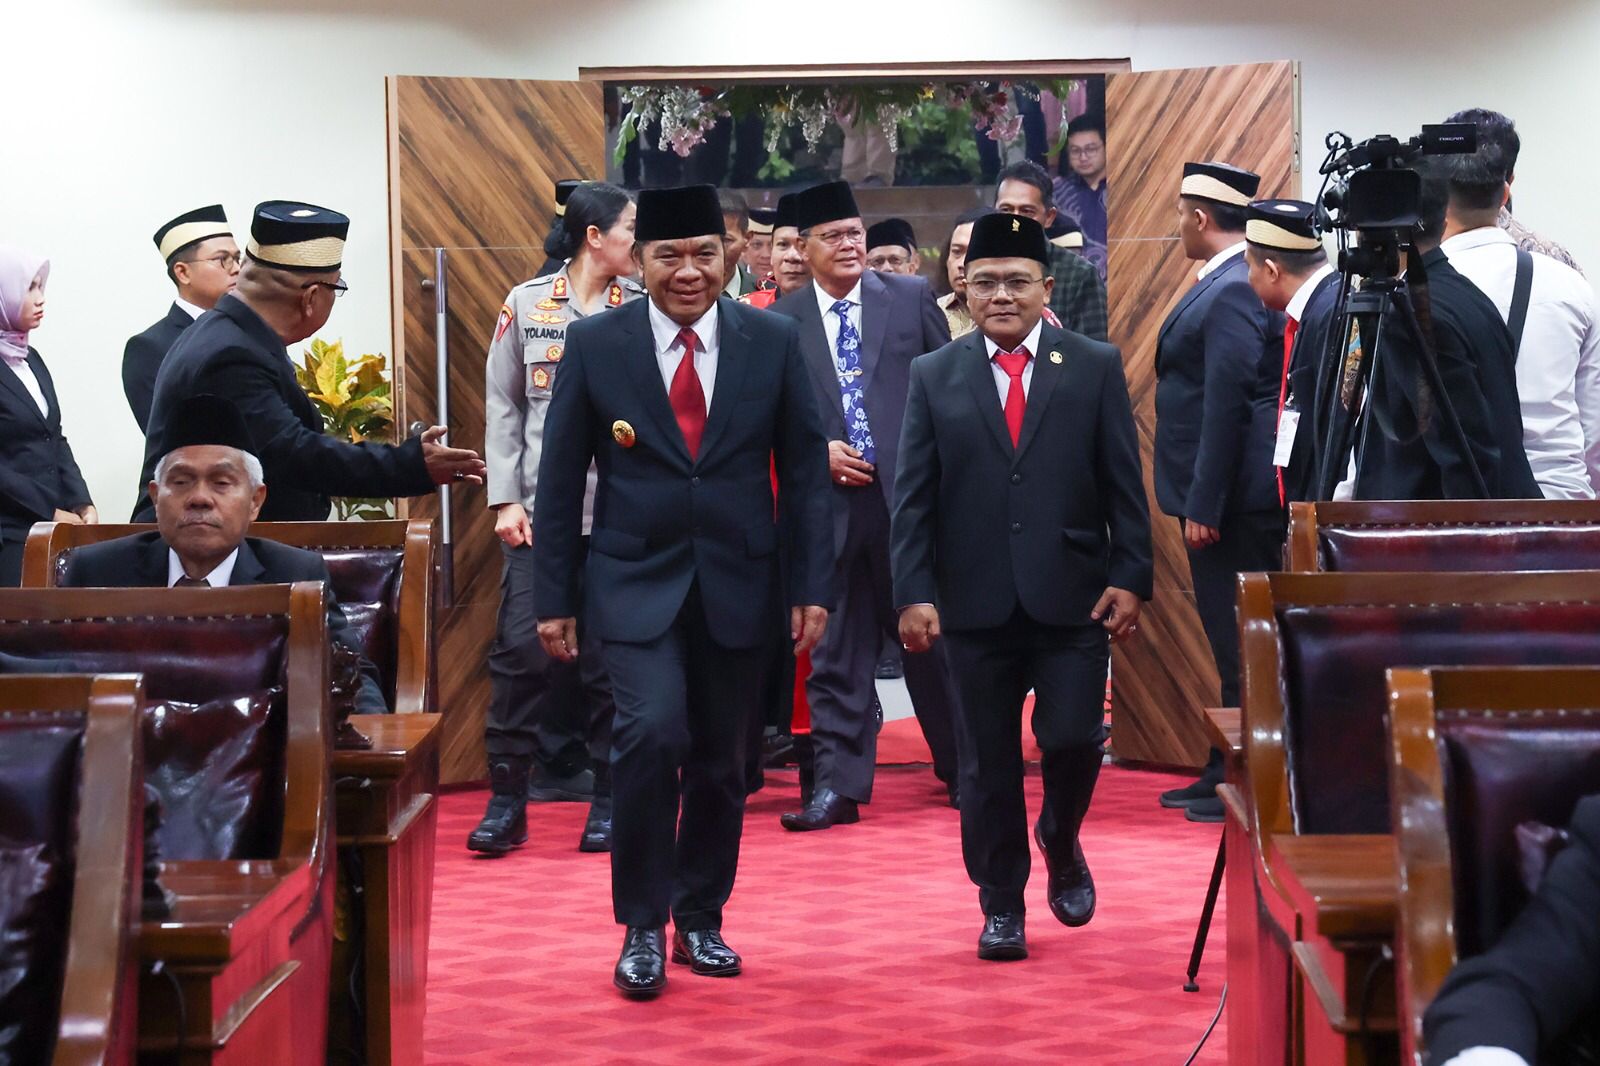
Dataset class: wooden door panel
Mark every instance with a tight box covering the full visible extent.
[1106,61,1298,767]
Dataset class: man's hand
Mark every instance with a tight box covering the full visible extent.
[1090,587,1142,642]
[1183,519,1221,550]
[828,441,875,487]
[77,505,99,524]
[899,603,941,654]
[790,606,828,656]
[52,509,83,525]
[495,502,532,547]
[538,617,579,661]
[421,425,487,486]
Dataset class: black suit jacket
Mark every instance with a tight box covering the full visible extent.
[1154,251,1286,525]
[532,297,833,648]
[0,348,92,544]
[768,271,951,551]
[891,322,1153,631]
[123,303,191,434]
[1347,249,1539,501]
[135,294,433,522]
[1281,271,1343,504]
[1424,793,1600,1065]
[61,530,387,712]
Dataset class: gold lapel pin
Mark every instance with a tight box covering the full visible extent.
[1049,350,1063,364]
[612,420,636,448]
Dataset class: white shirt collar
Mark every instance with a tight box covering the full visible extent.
[647,297,719,356]
[1286,264,1337,322]
[174,296,207,320]
[982,317,1046,359]
[1440,225,1516,254]
[1197,241,1247,281]
[814,278,863,319]
[167,545,240,587]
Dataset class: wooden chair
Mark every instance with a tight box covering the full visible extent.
[1239,569,1600,1065]
[0,674,144,1066]
[1285,499,1600,572]
[0,585,332,1064]
[1387,665,1600,1066]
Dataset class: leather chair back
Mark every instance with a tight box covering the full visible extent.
[1286,500,1600,573]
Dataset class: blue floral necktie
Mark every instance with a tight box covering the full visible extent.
[831,299,875,463]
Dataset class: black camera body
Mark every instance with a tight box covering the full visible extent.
[1317,123,1477,233]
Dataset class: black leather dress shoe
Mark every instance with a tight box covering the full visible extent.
[671,929,742,976]
[1159,777,1218,809]
[579,797,612,852]
[614,927,667,997]
[466,761,529,856]
[977,913,1028,961]
[1185,796,1225,823]
[780,788,860,831]
[1035,821,1096,927]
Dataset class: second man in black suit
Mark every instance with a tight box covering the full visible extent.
[892,214,1152,960]
[769,180,962,829]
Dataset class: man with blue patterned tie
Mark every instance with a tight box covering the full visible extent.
[769,180,961,830]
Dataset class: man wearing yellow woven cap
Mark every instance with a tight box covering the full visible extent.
[136,200,485,522]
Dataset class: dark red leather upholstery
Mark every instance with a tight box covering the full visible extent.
[1278,603,1600,834]
[144,691,283,860]
[1437,714,1600,957]
[1320,525,1600,573]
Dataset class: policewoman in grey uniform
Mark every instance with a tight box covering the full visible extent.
[471,182,644,855]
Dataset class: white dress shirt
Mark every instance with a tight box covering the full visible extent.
[815,279,864,366]
[1287,264,1337,324]
[983,318,1045,403]
[167,546,240,587]
[1440,1049,1530,1066]
[646,298,719,411]
[1196,241,1247,281]
[1442,226,1600,499]
[2,355,49,416]
[175,297,206,321]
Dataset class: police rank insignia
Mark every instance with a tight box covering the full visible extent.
[552,276,569,299]
[531,367,551,389]
[527,311,563,324]
[535,298,561,311]
[493,304,513,343]
[546,345,563,362]
[608,284,624,307]
[612,420,636,447]
[1049,350,1063,364]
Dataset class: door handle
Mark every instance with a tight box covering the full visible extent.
[426,249,454,607]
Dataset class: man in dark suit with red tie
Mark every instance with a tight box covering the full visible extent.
[533,184,833,998]
[891,214,1152,960]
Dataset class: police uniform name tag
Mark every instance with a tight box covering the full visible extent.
[1273,408,1300,468]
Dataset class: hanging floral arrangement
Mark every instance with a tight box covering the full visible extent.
[614,79,1083,164]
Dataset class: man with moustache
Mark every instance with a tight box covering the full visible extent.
[892,213,1151,959]
[740,194,808,311]
[533,184,832,997]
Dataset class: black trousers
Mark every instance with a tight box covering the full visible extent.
[486,541,613,785]
[1183,510,1285,707]
[944,610,1108,916]
[0,539,23,587]
[603,585,771,930]
[806,488,959,801]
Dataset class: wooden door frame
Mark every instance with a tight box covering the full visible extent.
[578,59,1131,83]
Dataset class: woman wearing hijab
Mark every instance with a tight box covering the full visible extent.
[0,247,96,585]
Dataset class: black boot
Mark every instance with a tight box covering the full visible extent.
[1036,743,1105,927]
[467,760,529,855]
[794,733,815,808]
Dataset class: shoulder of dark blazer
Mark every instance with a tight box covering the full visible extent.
[765,285,814,320]
[563,296,647,346]
[243,536,329,581]
[720,295,797,344]
[61,530,165,579]
[870,271,933,300]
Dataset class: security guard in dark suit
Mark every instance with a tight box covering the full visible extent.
[892,213,1152,960]
[123,205,239,433]
[135,201,485,523]
[1153,162,1286,821]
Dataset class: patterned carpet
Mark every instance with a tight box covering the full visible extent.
[425,764,1227,1064]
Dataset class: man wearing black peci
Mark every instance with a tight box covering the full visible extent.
[892,213,1152,960]
[533,184,832,998]
[136,201,485,523]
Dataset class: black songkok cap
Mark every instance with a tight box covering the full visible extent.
[964,212,1050,267]
[1245,199,1323,252]
[866,218,917,252]
[794,180,861,231]
[247,201,349,273]
[159,394,258,459]
[747,207,778,235]
[635,184,725,243]
[553,179,586,216]
[774,193,801,231]
[1180,162,1261,207]
[154,204,231,263]
[1045,216,1084,249]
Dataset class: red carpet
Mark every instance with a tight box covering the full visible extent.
[875,697,1044,764]
[425,765,1227,1064]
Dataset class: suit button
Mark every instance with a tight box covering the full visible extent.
[1010,474,1021,485]
[1010,522,1022,534]
[691,476,701,486]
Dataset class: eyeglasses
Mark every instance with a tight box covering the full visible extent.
[867,253,912,269]
[967,277,1044,299]
[301,278,349,299]
[1067,144,1103,158]
[809,227,866,249]
[186,252,244,271]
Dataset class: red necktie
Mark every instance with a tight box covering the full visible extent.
[1275,316,1299,505]
[993,347,1030,447]
[670,327,707,459]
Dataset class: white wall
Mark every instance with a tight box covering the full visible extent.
[10,0,1599,518]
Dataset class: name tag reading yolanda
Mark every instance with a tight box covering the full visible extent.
[1273,409,1301,469]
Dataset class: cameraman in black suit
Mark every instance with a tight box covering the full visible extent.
[891,214,1152,961]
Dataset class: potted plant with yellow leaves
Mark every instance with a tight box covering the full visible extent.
[293,338,398,520]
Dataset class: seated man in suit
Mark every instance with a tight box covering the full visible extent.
[1424,794,1600,1065]
[892,214,1153,960]
[62,393,387,713]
